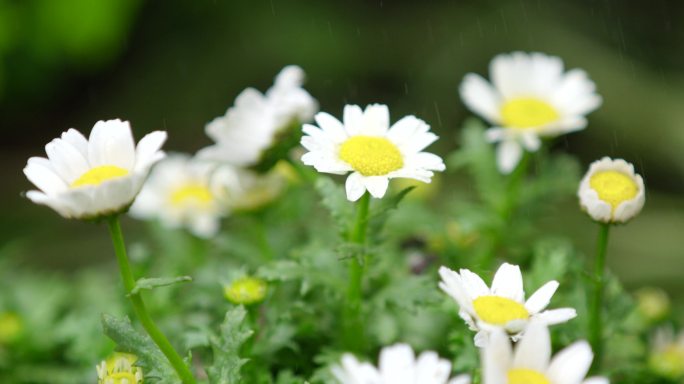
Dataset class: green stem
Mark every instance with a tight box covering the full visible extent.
[107,216,197,384]
[481,152,530,266]
[343,192,370,352]
[589,222,610,371]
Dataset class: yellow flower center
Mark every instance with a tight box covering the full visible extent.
[589,170,638,211]
[472,295,529,325]
[224,277,268,305]
[338,136,403,176]
[169,184,213,207]
[104,372,139,384]
[71,165,129,188]
[500,98,560,129]
[508,368,551,384]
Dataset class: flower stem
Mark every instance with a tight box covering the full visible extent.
[107,216,197,384]
[343,192,370,352]
[589,222,610,371]
[481,152,530,266]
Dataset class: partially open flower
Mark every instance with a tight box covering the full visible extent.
[635,287,670,322]
[459,52,601,174]
[301,104,445,201]
[332,343,470,384]
[199,65,317,168]
[23,119,166,220]
[439,263,576,347]
[578,157,645,224]
[224,276,268,305]
[96,352,143,384]
[649,327,684,380]
[482,322,608,384]
[130,154,229,238]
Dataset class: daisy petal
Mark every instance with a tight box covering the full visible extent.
[345,172,366,202]
[547,341,593,384]
[490,263,524,302]
[525,281,559,314]
[535,308,577,325]
[512,321,551,371]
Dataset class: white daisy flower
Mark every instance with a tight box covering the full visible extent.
[300,104,446,201]
[438,263,576,347]
[459,52,602,174]
[23,119,166,220]
[578,157,645,224]
[483,322,608,384]
[332,343,470,384]
[129,154,230,238]
[199,65,318,167]
[214,166,287,212]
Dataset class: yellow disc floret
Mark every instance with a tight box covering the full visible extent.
[473,295,529,325]
[72,165,129,188]
[589,170,638,211]
[508,368,551,384]
[224,277,267,305]
[169,184,213,208]
[501,98,560,129]
[339,136,403,176]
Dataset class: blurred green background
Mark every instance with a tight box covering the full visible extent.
[1,0,683,296]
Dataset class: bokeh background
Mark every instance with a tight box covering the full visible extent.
[1,0,683,298]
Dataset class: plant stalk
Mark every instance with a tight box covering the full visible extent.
[589,222,610,371]
[343,192,370,351]
[107,216,196,384]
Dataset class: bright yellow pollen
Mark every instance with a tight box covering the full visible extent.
[500,98,560,129]
[338,136,403,176]
[589,170,638,211]
[71,165,129,188]
[508,368,551,384]
[473,295,529,325]
[224,277,267,305]
[169,184,213,207]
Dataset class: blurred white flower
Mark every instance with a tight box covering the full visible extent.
[482,322,607,384]
[199,65,318,167]
[332,343,470,384]
[578,157,645,224]
[649,327,684,380]
[439,263,576,347]
[23,119,166,220]
[130,154,230,238]
[301,104,445,201]
[460,52,602,174]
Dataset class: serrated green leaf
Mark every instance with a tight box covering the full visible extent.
[315,176,353,236]
[206,306,254,384]
[367,186,414,236]
[101,314,180,383]
[130,276,192,295]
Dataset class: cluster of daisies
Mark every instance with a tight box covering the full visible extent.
[24,65,317,237]
[22,52,648,383]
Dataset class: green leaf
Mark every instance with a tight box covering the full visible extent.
[206,306,254,384]
[315,176,353,236]
[101,314,180,383]
[130,276,192,295]
[368,186,414,236]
